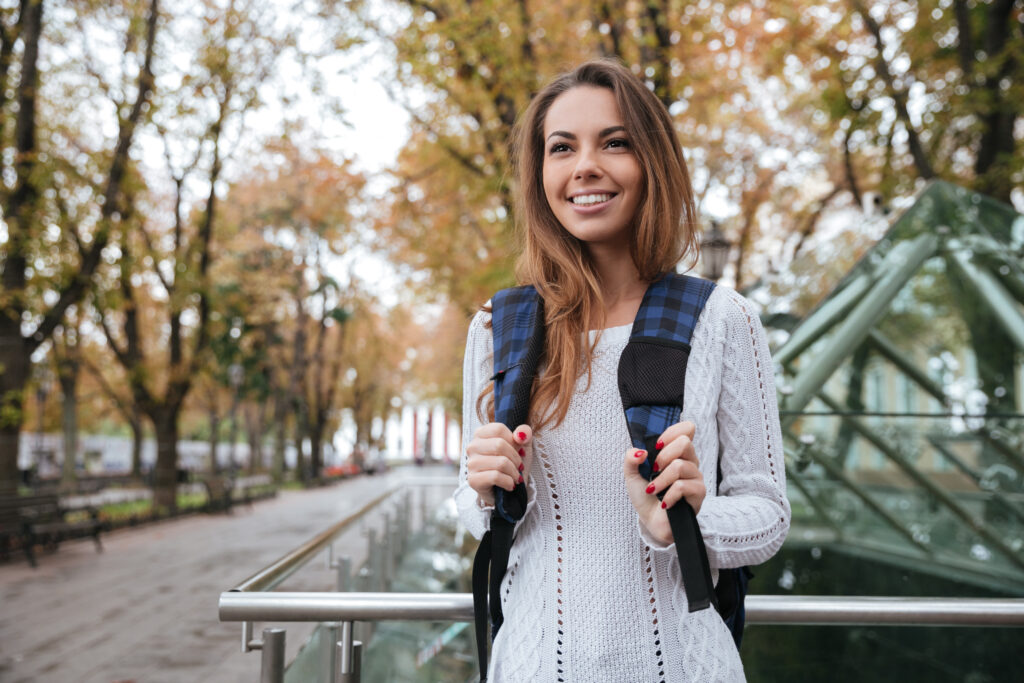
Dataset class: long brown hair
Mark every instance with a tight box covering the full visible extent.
[480,59,699,429]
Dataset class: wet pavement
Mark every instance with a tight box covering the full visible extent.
[0,465,457,683]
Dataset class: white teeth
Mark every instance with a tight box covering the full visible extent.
[570,193,613,206]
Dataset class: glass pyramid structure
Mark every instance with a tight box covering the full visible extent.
[759,180,1024,593]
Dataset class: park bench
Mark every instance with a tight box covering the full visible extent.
[233,474,276,506]
[201,476,235,513]
[0,493,103,567]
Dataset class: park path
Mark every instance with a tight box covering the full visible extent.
[0,465,457,683]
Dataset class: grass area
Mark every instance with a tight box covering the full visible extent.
[64,491,213,523]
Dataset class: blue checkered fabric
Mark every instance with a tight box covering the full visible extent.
[490,285,543,429]
[489,285,544,523]
[622,273,716,479]
[629,272,716,342]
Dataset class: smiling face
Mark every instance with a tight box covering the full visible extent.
[541,86,644,253]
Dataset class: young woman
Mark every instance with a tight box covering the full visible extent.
[455,59,790,681]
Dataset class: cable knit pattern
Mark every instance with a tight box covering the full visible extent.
[455,286,790,682]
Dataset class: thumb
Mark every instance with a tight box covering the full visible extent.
[623,447,655,511]
[623,447,649,486]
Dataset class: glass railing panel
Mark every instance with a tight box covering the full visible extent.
[743,544,1021,682]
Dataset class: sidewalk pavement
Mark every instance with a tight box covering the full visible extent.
[0,465,457,683]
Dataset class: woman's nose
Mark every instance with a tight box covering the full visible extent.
[573,146,602,179]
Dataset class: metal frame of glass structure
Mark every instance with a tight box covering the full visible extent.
[768,180,1024,592]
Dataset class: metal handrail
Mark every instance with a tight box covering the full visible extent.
[231,488,398,593]
[231,476,457,593]
[219,591,1024,627]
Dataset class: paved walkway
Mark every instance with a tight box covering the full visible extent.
[0,466,457,683]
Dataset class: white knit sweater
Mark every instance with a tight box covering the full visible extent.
[455,285,791,682]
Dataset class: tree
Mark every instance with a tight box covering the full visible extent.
[215,135,366,482]
[0,0,158,495]
[770,0,1022,204]
[95,0,284,510]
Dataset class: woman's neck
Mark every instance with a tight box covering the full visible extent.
[588,247,647,328]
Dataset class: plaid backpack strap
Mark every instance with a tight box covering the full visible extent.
[618,272,718,612]
[472,285,545,682]
[489,285,545,523]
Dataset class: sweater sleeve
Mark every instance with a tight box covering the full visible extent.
[697,288,791,568]
[454,309,495,540]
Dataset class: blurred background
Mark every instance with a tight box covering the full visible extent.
[0,1,1022,679]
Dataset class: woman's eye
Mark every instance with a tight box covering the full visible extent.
[549,142,570,154]
[607,138,630,149]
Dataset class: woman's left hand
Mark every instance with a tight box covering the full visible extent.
[623,420,706,546]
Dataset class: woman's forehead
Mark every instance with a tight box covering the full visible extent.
[543,86,624,137]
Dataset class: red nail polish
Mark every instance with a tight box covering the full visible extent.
[636,449,646,459]
[518,463,524,472]
[661,501,667,509]
[656,439,664,450]
[653,462,660,473]
[518,474,524,483]
[519,448,525,456]
[517,431,527,441]
[645,483,656,495]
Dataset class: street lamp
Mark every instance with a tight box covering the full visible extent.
[700,220,732,282]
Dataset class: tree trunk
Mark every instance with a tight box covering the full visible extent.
[309,426,322,483]
[151,408,180,513]
[296,404,311,484]
[130,413,144,482]
[271,394,288,483]
[58,360,79,487]
[245,404,263,473]
[208,410,220,474]
[424,409,433,461]
[228,393,240,470]
[0,340,30,495]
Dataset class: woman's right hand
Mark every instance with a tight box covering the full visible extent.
[465,423,533,507]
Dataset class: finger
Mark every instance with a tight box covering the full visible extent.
[623,447,657,512]
[474,422,515,442]
[655,420,695,452]
[652,435,698,474]
[468,448,524,485]
[467,435,522,470]
[660,477,706,514]
[513,424,535,481]
[623,447,648,482]
[512,424,533,445]
[467,467,519,493]
[644,458,701,497]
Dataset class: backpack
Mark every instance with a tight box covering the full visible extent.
[471,272,750,682]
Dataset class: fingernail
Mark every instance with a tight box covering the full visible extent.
[518,474,524,483]
[656,439,664,450]
[518,463,524,472]
[661,501,667,509]
[653,462,660,473]
[635,449,646,459]
[517,431,527,441]
[645,483,656,495]
[519,448,525,456]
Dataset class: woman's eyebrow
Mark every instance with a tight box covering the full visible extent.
[546,125,626,142]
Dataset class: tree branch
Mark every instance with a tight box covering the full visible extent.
[953,0,974,79]
[30,0,160,352]
[850,0,935,179]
